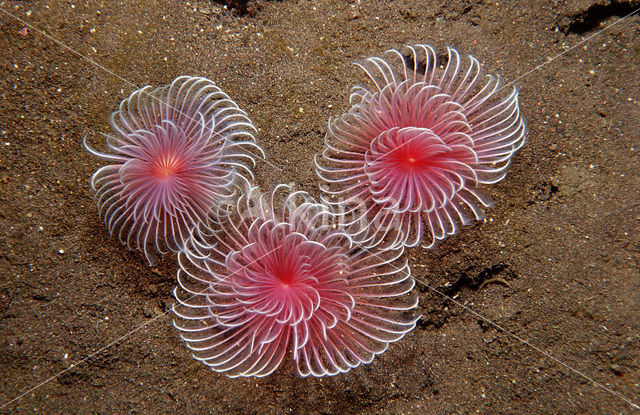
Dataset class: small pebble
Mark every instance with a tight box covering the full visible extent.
[610,364,622,376]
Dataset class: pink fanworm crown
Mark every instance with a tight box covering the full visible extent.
[315,44,525,249]
[84,76,263,265]
[173,184,419,377]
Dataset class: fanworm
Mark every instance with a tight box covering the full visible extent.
[316,44,525,249]
[85,76,262,265]
[173,185,419,377]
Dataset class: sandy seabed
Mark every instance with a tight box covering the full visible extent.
[1,0,639,413]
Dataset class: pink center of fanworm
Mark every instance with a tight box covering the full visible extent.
[225,222,353,326]
[364,127,478,213]
[153,155,183,179]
